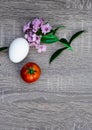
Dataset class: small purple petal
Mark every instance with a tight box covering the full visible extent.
[23,22,31,33]
[29,42,36,47]
[27,37,32,43]
[41,23,52,34]
[35,36,41,44]
[32,25,39,33]
[27,33,33,42]
[37,45,47,53]
[32,34,36,41]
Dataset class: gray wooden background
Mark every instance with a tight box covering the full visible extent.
[0,0,92,129]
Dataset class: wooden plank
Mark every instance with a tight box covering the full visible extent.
[0,0,92,129]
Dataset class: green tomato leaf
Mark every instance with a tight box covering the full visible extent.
[49,47,67,64]
[69,30,85,44]
[41,34,59,44]
[60,38,73,51]
[0,47,8,51]
[52,25,65,35]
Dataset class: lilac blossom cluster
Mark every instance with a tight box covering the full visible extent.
[23,18,52,53]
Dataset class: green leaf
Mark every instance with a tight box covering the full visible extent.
[60,38,73,51]
[0,47,8,51]
[52,25,65,35]
[36,28,43,35]
[41,34,59,44]
[69,30,85,44]
[49,47,67,64]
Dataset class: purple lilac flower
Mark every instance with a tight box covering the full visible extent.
[23,18,49,53]
[41,23,52,34]
[37,45,47,53]
[23,22,31,33]
[32,18,44,33]
[32,18,44,27]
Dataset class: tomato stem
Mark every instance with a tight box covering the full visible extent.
[28,68,36,74]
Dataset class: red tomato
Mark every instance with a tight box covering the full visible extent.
[20,62,41,83]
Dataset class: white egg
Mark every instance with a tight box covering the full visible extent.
[9,38,29,63]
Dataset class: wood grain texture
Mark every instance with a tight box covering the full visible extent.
[0,0,92,129]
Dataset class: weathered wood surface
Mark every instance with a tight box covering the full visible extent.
[0,0,92,129]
